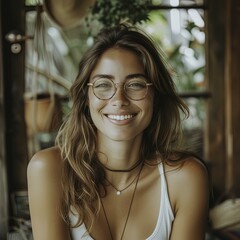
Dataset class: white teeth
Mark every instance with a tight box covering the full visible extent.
[107,114,134,121]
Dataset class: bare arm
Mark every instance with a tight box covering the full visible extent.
[168,158,209,240]
[27,147,71,240]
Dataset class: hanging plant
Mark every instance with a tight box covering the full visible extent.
[88,0,152,27]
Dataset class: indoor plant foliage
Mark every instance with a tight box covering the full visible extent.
[90,0,152,27]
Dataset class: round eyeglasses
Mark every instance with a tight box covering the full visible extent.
[87,78,152,100]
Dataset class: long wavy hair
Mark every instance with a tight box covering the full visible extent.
[56,23,189,228]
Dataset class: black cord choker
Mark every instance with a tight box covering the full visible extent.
[98,159,143,172]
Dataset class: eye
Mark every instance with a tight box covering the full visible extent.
[126,79,146,90]
[94,79,113,89]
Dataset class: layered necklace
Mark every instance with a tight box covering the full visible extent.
[100,163,144,240]
[105,172,139,195]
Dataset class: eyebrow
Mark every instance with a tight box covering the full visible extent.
[91,74,114,81]
[126,74,147,80]
[91,73,147,81]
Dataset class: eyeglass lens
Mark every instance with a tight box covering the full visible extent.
[91,78,149,100]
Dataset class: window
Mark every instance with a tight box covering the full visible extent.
[141,0,208,157]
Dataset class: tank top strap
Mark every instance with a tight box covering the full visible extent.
[159,161,164,174]
[158,161,170,198]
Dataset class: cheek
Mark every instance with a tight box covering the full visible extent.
[89,100,99,115]
[88,96,106,122]
[88,90,98,112]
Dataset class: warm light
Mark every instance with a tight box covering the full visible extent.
[191,28,205,44]
[170,9,181,34]
[188,9,204,28]
[170,0,179,7]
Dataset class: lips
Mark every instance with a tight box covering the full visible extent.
[107,114,135,121]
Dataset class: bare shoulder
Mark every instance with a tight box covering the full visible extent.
[27,147,70,240]
[27,146,64,202]
[164,156,209,240]
[165,156,208,185]
[27,146,62,176]
[164,156,209,211]
[27,146,63,199]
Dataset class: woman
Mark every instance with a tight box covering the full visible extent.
[27,24,209,240]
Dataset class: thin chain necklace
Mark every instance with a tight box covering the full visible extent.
[105,172,139,196]
[100,163,143,240]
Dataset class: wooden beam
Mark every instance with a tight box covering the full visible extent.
[0,0,9,237]
[2,0,28,196]
[205,0,227,195]
[225,0,240,195]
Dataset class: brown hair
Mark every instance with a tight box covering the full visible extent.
[56,23,189,228]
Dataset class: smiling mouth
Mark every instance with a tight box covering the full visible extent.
[107,114,135,121]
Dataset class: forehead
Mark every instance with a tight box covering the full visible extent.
[91,48,145,77]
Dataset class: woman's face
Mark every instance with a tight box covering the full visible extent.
[88,47,154,142]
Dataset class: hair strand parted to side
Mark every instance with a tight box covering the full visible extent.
[55,23,189,229]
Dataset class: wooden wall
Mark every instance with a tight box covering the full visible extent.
[1,0,28,219]
[0,0,9,237]
[206,0,240,198]
[224,0,240,195]
[206,0,227,197]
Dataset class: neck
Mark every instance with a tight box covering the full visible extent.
[98,137,142,170]
[97,135,143,183]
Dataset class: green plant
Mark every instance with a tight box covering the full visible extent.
[89,0,152,27]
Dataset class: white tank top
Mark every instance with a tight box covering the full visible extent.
[69,163,174,240]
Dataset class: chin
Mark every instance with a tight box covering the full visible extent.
[106,131,142,142]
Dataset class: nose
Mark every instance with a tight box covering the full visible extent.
[110,86,129,107]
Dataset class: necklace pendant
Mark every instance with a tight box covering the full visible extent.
[116,191,121,195]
